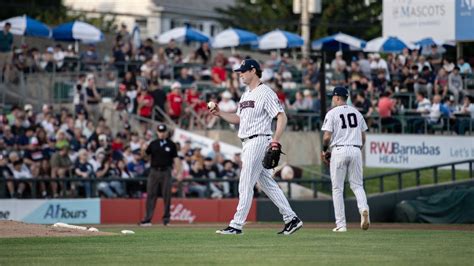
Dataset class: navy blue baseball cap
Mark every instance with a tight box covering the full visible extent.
[234,59,261,72]
[331,87,349,97]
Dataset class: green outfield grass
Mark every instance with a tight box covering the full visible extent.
[0,226,472,266]
[302,165,471,196]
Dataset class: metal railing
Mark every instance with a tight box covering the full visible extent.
[2,160,471,199]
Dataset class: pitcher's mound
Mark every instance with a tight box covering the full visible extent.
[0,220,114,238]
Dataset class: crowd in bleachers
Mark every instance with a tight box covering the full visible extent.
[2,22,474,199]
[2,22,473,134]
[0,102,245,199]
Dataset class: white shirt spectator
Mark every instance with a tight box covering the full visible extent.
[10,164,33,179]
[370,55,390,81]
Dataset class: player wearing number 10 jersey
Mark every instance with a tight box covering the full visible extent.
[321,87,370,232]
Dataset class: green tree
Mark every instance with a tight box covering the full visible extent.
[216,0,382,40]
[215,0,299,34]
[312,0,382,40]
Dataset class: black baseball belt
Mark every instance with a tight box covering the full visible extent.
[334,145,362,149]
[240,134,272,142]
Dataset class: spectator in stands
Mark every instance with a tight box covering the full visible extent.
[377,91,401,133]
[211,58,227,86]
[73,82,87,116]
[454,96,474,135]
[176,67,195,86]
[187,160,207,197]
[330,65,347,87]
[50,142,72,197]
[331,51,347,70]
[409,91,431,133]
[416,66,434,99]
[2,153,14,198]
[354,91,374,118]
[96,158,123,198]
[194,42,211,65]
[434,68,449,98]
[114,84,131,116]
[10,159,33,198]
[427,95,449,129]
[81,44,99,69]
[73,149,94,198]
[84,74,102,123]
[203,157,225,198]
[117,23,131,43]
[136,88,154,119]
[164,39,182,63]
[282,71,297,90]
[140,59,156,80]
[372,69,388,93]
[416,55,431,72]
[428,45,443,73]
[448,66,463,104]
[457,57,472,74]
[370,53,390,81]
[0,22,13,82]
[357,52,371,78]
[148,80,166,121]
[127,149,147,177]
[53,45,65,71]
[167,82,183,124]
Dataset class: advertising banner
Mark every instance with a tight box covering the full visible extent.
[365,134,474,169]
[383,0,455,42]
[0,199,100,224]
[101,198,256,224]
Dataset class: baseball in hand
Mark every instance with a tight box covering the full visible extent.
[207,102,216,110]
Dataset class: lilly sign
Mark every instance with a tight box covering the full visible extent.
[383,0,474,42]
[365,134,474,169]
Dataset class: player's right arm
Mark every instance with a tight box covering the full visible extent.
[209,105,241,124]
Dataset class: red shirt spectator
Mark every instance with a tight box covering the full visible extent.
[167,82,183,118]
[185,86,205,113]
[378,95,395,118]
[137,90,154,118]
[211,59,227,85]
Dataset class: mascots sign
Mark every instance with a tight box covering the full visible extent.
[384,0,474,42]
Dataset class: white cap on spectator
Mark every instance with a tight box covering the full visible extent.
[336,51,343,57]
[303,89,311,96]
[222,91,232,99]
[171,81,181,89]
[282,71,292,80]
[24,104,33,112]
[98,134,107,142]
[42,104,49,111]
[86,73,94,80]
[374,53,381,59]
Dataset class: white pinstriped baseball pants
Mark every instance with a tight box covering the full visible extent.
[229,136,296,230]
[330,146,369,228]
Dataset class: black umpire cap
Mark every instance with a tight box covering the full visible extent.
[157,124,167,132]
[234,59,261,72]
[331,87,349,98]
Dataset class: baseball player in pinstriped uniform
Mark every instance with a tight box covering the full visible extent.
[209,59,303,235]
[321,87,370,232]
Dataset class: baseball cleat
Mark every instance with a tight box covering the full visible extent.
[361,210,370,230]
[332,226,347,232]
[138,220,152,227]
[216,226,243,235]
[278,216,303,235]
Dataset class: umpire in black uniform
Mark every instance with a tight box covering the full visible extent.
[140,124,181,226]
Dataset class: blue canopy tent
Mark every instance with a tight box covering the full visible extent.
[311,32,366,51]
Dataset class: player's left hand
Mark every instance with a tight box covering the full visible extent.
[321,151,331,165]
